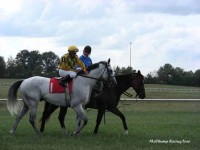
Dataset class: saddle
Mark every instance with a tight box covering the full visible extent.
[49,77,64,93]
[49,78,72,106]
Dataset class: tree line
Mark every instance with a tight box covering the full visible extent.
[0,50,59,78]
[0,49,199,87]
[145,64,200,87]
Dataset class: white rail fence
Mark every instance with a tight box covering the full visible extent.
[1,85,200,102]
[1,98,200,102]
[145,88,200,92]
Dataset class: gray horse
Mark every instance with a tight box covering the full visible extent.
[7,59,116,135]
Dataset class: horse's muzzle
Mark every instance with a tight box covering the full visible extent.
[138,89,146,99]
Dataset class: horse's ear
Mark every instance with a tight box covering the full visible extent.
[138,70,141,74]
[108,58,110,64]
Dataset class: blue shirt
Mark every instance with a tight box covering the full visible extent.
[79,55,92,67]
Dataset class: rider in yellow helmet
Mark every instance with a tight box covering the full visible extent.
[58,45,87,86]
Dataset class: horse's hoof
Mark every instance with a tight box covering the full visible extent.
[69,132,75,136]
[9,130,14,134]
[70,131,79,136]
[37,132,42,137]
[61,128,68,135]
[124,130,128,135]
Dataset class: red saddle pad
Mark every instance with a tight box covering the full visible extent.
[49,78,73,93]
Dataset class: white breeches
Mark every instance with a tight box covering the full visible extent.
[59,69,77,78]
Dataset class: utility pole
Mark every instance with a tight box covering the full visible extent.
[130,42,132,67]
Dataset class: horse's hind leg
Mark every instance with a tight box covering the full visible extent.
[29,105,40,135]
[71,105,88,135]
[10,103,29,134]
[110,108,128,134]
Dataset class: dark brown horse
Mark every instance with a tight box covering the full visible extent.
[39,71,145,134]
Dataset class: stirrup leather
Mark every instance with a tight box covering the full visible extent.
[64,85,71,106]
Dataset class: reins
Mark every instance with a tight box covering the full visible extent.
[79,74,104,81]
[121,73,143,101]
[123,91,133,97]
[79,62,109,82]
[123,91,139,102]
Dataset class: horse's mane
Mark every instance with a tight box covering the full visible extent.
[116,73,134,78]
[116,72,143,78]
[115,73,132,84]
[115,72,144,84]
[86,61,107,72]
[86,63,99,72]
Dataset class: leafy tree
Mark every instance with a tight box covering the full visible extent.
[119,66,134,74]
[145,71,158,83]
[194,69,200,86]
[157,63,174,84]
[28,50,42,76]
[126,66,135,73]
[145,63,200,87]
[15,49,30,77]
[0,56,6,77]
[113,66,135,75]
[14,64,26,78]
[6,57,17,78]
[3,49,200,87]
[41,51,59,77]
[114,66,121,75]
[32,65,43,76]
[171,67,184,85]
[16,50,41,77]
[182,71,195,86]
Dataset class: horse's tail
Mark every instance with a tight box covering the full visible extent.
[7,80,24,116]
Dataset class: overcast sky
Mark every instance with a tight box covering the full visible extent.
[0,0,200,75]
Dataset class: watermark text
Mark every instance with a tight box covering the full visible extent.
[149,139,190,144]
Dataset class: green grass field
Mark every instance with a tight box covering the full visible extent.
[0,101,200,150]
[0,79,200,150]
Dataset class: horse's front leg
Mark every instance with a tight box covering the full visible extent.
[93,109,105,134]
[76,114,82,128]
[71,105,88,135]
[40,102,50,132]
[40,103,59,133]
[110,107,128,135]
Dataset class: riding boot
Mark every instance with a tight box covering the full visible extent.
[59,75,71,87]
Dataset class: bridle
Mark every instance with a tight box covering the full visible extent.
[79,62,114,83]
[123,73,144,99]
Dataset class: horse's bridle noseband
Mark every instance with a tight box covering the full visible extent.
[123,73,144,99]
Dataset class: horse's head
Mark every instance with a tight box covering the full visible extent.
[99,58,117,87]
[131,70,146,99]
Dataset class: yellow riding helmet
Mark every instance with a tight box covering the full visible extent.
[68,45,79,52]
